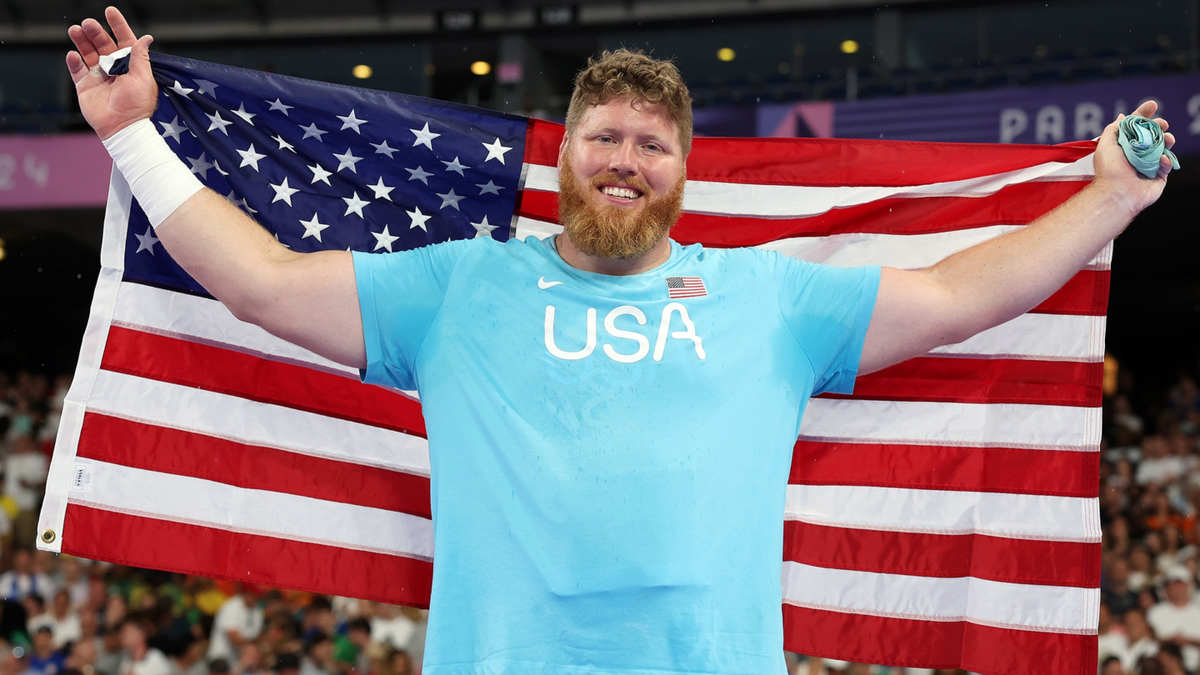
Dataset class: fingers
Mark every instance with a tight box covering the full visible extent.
[80,17,119,57]
[128,34,155,80]
[1133,99,1159,118]
[68,24,101,68]
[1165,132,1176,149]
[65,51,90,85]
[105,6,138,49]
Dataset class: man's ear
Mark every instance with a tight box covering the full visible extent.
[556,132,569,170]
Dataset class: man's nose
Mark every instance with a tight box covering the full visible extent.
[608,141,638,176]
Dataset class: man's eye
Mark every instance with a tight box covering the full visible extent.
[645,144,661,152]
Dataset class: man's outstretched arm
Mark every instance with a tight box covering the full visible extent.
[67,7,365,369]
[859,100,1176,376]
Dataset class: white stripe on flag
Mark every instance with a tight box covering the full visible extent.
[929,313,1105,361]
[799,398,1102,449]
[781,561,1100,633]
[113,282,359,377]
[761,228,1111,271]
[70,459,434,560]
[785,485,1101,542]
[86,370,431,475]
[522,155,1094,217]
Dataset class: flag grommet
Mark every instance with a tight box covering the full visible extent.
[40,529,56,544]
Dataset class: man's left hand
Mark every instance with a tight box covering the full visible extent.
[1091,99,1176,216]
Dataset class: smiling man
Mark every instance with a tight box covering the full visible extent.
[66,8,1175,675]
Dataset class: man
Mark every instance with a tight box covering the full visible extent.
[0,550,56,602]
[66,7,1175,675]
[117,621,172,675]
[1147,567,1200,672]
[207,585,264,666]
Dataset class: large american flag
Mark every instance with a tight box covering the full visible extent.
[40,52,1104,675]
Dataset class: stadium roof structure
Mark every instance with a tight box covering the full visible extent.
[0,0,954,42]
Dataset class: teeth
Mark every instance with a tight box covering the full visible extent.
[601,186,640,199]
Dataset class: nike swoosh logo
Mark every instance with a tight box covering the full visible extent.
[538,277,563,289]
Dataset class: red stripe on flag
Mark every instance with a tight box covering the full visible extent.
[784,521,1100,588]
[790,440,1099,499]
[63,504,433,608]
[101,325,426,437]
[525,119,1097,187]
[821,357,1103,407]
[782,604,1097,675]
[1030,269,1110,316]
[518,181,1090,240]
[77,412,432,519]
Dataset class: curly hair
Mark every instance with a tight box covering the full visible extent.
[565,49,693,157]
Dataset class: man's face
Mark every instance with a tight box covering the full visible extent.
[557,95,685,260]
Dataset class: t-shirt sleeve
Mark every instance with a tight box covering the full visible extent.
[772,254,881,396]
[353,240,472,391]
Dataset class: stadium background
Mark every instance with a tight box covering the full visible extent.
[1,1,1199,673]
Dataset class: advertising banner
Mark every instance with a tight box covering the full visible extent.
[0,133,111,210]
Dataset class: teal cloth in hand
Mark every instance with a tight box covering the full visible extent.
[1117,115,1180,178]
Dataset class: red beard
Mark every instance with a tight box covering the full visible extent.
[557,156,685,260]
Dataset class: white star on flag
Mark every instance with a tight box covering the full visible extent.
[270,177,300,206]
[206,111,233,135]
[338,110,367,133]
[232,103,256,124]
[476,180,504,195]
[134,226,159,255]
[442,156,469,176]
[372,225,400,252]
[273,135,296,153]
[194,79,219,97]
[170,81,194,96]
[213,160,230,177]
[226,191,257,215]
[370,140,398,158]
[406,166,432,185]
[470,215,498,238]
[267,98,293,115]
[368,178,395,202]
[159,116,186,143]
[410,122,440,150]
[406,206,431,231]
[236,144,267,171]
[299,213,330,242]
[333,148,363,174]
[300,123,328,142]
[343,192,369,218]
[482,137,513,164]
[187,153,214,179]
[308,164,333,186]
[436,189,465,211]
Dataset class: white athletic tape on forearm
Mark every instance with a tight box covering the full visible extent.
[102,118,204,228]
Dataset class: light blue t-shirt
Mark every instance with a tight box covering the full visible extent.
[353,236,880,675]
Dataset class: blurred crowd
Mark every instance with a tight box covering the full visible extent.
[1098,372,1200,675]
[0,370,427,675]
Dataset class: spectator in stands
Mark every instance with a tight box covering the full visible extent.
[167,637,207,675]
[95,615,126,675]
[118,620,171,675]
[1147,567,1200,672]
[1107,558,1142,618]
[55,559,90,611]
[1123,608,1160,672]
[1159,642,1187,675]
[1099,603,1129,665]
[233,641,264,675]
[366,605,414,654]
[30,626,67,675]
[4,434,47,550]
[67,637,99,675]
[41,590,83,650]
[0,550,55,601]
[1100,655,1123,675]
[207,584,263,665]
[298,634,333,675]
[332,619,370,675]
[299,600,335,646]
[272,653,300,675]
[1139,436,1184,487]
[1131,546,1156,592]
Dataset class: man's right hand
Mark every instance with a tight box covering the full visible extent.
[66,6,157,141]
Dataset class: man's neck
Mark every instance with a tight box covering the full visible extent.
[555,234,671,276]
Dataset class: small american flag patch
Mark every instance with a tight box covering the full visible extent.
[665,276,707,299]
